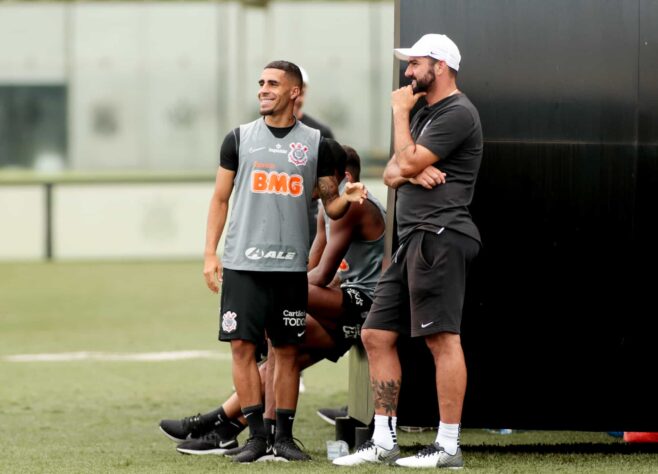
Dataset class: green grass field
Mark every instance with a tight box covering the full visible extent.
[2,262,658,473]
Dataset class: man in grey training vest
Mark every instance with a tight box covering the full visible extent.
[161,144,386,460]
[333,34,482,469]
[202,60,366,463]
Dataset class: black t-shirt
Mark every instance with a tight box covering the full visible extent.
[219,122,334,178]
[396,93,483,244]
[299,114,334,246]
[300,113,335,140]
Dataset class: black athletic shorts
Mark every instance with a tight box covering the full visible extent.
[322,286,372,363]
[219,269,308,347]
[363,229,479,337]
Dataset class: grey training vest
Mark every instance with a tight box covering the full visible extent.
[324,179,386,299]
[222,118,320,272]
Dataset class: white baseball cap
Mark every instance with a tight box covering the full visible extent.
[394,34,461,71]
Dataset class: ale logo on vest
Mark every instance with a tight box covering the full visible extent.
[251,170,303,197]
[244,246,296,261]
[288,142,309,166]
[338,259,350,272]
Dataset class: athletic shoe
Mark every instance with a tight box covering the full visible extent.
[222,444,244,457]
[175,429,238,455]
[395,443,463,469]
[159,413,215,442]
[316,406,348,426]
[231,436,268,463]
[332,439,400,466]
[273,437,311,461]
[255,443,289,462]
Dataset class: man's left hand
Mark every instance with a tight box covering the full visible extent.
[343,182,367,204]
[410,166,446,189]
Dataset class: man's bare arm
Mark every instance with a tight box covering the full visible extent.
[384,155,446,189]
[203,167,235,293]
[307,204,358,287]
[318,175,367,220]
[307,209,327,271]
[383,155,409,189]
[391,86,442,178]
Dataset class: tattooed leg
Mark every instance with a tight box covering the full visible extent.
[371,379,402,415]
[361,328,401,416]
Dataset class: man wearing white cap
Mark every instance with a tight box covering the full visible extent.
[333,34,483,469]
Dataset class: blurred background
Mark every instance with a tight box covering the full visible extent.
[0,0,394,261]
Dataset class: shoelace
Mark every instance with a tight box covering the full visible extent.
[199,429,223,442]
[277,436,306,450]
[242,436,266,447]
[181,414,203,430]
[416,443,441,458]
[355,439,375,453]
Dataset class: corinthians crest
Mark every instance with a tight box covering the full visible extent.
[221,311,237,333]
[288,142,309,166]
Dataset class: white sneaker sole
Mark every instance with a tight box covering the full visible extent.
[396,464,463,469]
[256,454,289,462]
[176,447,232,455]
[316,411,337,426]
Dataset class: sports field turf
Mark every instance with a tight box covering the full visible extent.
[2,262,658,473]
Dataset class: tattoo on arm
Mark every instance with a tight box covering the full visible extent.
[318,176,339,207]
[371,379,401,415]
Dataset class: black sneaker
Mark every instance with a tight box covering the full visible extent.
[316,406,348,426]
[232,436,268,463]
[159,413,215,442]
[175,429,239,455]
[273,437,311,461]
[222,444,245,457]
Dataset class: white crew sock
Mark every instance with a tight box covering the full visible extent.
[372,414,397,450]
[436,422,460,455]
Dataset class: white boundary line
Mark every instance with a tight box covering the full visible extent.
[2,350,231,362]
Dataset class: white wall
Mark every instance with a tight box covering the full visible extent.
[0,186,46,260]
[0,178,388,261]
[0,1,394,172]
[69,3,221,171]
[0,4,67,84]
[53,183,213,259]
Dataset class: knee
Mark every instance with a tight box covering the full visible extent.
[273,344,298,365]
[361,328,394,354]
[425,332,461,356]
[231,340,257,364]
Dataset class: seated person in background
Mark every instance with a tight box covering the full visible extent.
[159,145,386,461]
[297,65,336,250]
[295,65,336,394]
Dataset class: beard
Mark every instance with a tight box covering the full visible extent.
[412,69,436,93]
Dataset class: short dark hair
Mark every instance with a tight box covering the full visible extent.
[324,138,347,177]
[264,60,303,88]
[343,145,361,182]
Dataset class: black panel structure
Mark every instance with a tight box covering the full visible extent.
[395,0,658,431]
